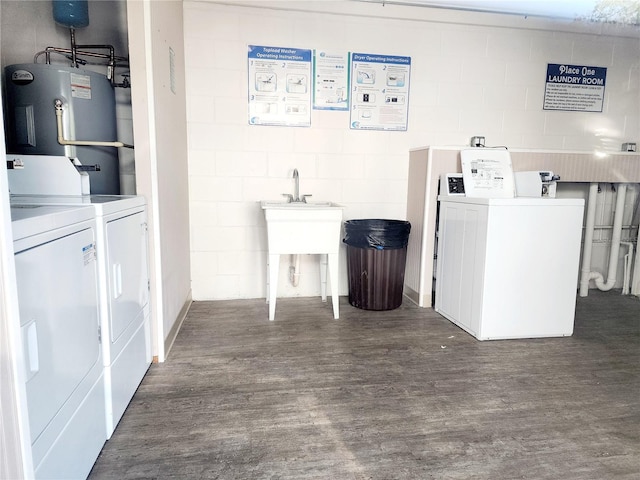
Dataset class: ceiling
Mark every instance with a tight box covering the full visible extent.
[360,0,605,21]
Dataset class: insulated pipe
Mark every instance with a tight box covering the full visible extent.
[579,182,599,297]
[54,99,134,148]
[589,184,627,292]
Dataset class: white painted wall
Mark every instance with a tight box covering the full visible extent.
[127,0,192,361]
[183,0,640,301]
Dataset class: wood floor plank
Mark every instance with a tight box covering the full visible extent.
[88,292,640,479]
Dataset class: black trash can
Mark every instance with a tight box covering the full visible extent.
[343,219,411,311]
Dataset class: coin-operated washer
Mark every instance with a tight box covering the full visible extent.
[435,148,584,340]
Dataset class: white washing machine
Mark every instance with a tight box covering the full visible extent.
[434,148,586,340]
[434,196,585,340]
[12,204,107,479]
[11,194,151,438]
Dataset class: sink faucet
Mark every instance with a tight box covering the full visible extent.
[293,168,300,202]
[282,168,311,203]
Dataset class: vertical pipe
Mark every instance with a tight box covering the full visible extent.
[70,28,77,67]
[632,236,640,295]
[289,254,300,287]
[593,184,627,292]
[621,242,634,295]
[579,183,599,297]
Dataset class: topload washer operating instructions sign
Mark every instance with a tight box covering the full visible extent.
[248,45,312,127]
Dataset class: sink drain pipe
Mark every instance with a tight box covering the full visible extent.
[621,241,634,295]
[580,183,627,296]
[289,254,300,287]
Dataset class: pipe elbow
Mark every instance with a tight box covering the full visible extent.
[592,272,615,291]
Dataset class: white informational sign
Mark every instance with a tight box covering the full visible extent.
[460,148,515,198]
[349,52,411,131]
[70,73,91,99]
[313,50,349,110]
[248,45,312,127]
[543,63,607,112]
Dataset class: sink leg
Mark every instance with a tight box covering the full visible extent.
[328,253,339,319]
[266,256,270,303]
[268,254,280,320]
[320,254,328,302]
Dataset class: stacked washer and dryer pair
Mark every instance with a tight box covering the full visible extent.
[11,193,151,479]
[5,38,149,476]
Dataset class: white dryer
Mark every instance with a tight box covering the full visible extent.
[12,204,107,479]
[11,194,152,438]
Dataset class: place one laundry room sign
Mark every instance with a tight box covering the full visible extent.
[543,63,607,112]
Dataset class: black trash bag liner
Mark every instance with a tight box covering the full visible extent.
[343,219,411,249]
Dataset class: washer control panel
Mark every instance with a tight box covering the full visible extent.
[442,174,465,196]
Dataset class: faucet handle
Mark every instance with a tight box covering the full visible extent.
[282,194,294,203]
[301,194,312,203]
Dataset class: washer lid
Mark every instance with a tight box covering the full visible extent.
[11,204,95,240]
[10,194,146,216]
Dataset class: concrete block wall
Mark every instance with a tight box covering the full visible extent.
[183,1,640,301]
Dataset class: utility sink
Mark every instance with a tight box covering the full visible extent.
[261,201,344,253]
[261,201,338,208]
[261,200,344,320]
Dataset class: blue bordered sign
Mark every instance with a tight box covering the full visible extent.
[248,45,312,126]
[350,52,411,131]
[543,63,607,112]
[313,50,350,111]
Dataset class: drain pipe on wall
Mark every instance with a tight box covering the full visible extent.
[581,183,627,295]
[632,241,640,295]
[289,254,300,287]
[579,183,599,297]
[621,241,634,295]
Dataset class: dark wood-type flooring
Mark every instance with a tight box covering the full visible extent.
[89,291,640,479]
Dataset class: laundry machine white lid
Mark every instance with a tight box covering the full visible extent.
[10,194,146,216]
[10,204,95,241]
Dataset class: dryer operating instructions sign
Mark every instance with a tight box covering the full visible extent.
[543,63,607,112]
[350,53,411,131]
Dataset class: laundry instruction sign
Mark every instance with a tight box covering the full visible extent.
[248,45,312,127]
[543,63,607,112]
[350,53,411,131]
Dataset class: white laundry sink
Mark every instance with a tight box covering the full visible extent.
[261,201,336,208]
[261,201,344,253]
[261,200,344,320]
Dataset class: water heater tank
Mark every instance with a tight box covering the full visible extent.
[4,63,120,194]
